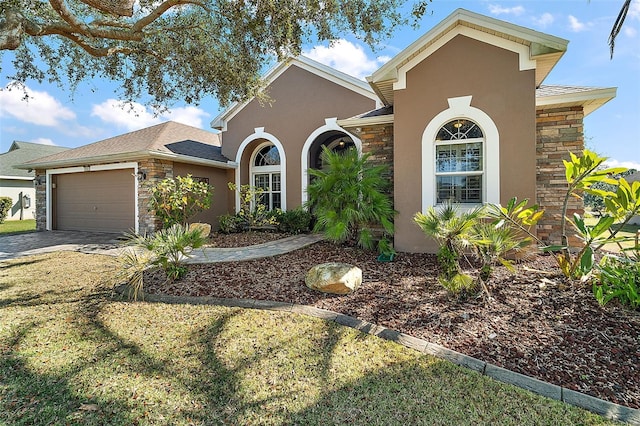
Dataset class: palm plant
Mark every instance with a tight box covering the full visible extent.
[414,202,484,295]
[306,146,395,253]
[118,224,207,299]
[472,221,532,294]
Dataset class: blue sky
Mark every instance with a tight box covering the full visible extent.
[1,0,639,169]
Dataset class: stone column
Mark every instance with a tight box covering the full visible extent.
[34,169,47,231]
[536,106,584,245]
[137,159,173,235]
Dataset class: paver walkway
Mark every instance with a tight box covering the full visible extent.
[187,234,325,263]
[0,231,324,262]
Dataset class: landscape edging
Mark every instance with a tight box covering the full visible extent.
[113,286,640,425]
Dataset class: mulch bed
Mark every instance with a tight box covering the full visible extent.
[145,234,640,409]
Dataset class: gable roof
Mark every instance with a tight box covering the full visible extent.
[368,8,569,106]
[0,141,70,179]
[20,121,233,170]
[210,55,381,131]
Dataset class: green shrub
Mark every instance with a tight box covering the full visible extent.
[278,208,311,234]
[218,213,242,234]
[306,147,395,253]
[118,224,207,299]
[414,202,482,296]
[227,183,279,229]
[0,197,12,224]
[593,256,640,309]
[150,175,213,228]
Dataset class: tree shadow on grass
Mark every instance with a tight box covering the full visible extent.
[0,321,136,426]
[178,310,345,424]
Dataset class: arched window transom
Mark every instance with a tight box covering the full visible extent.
[435,119,484,204]
[254,145,281,166]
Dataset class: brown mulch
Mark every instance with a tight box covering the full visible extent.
[145,234,640,410]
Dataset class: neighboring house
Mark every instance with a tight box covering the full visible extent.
[21,9,618,253]
[0,141,69,221]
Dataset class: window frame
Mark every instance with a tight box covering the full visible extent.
[421,95,500,212]
[250,142,282,211]
[434,121,485,205]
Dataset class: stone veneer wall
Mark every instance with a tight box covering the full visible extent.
[35,169,47,231]
[137,159,174,235]
[347,123,395,241]
[536,106,585,245]
[353,123,394,196]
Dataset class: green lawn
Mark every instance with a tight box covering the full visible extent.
[0,219,36,235]
[0,252,618,425]
[583,216,640,253]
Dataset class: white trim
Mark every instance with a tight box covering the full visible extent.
[45,162,139,233]
[211,56,381,131]
[234,128,287,212]
[421,96,500,212]
[21,150,236,171]
[0,175,33,180]
[394,26,535,91]
[250,141,283,210]
[370,8,567,85]
[300,118,362,205]
[337,114,394,128]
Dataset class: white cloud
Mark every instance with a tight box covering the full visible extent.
[604,159,640,171]
[568,15,587,32]
[488,4,525,16]
[30,138,56,146]
[91,100,208,131]
[624,26,638,37]
[162,106,208,129]
[629,0,640,20]
[303,39,388,80]
[533,12,554,29]
[0,84,76,127]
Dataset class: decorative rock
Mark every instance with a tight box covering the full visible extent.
[189,222,211,238]
[305,263,362,295]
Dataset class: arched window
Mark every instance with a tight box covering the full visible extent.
[250,143,282,210]
[434,119,484,204]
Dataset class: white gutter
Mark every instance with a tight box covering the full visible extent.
[337,114,395,128]
[16,150,238,171]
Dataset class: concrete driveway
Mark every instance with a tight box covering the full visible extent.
[0,231,125,261]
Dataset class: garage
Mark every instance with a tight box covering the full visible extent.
[54,169,135,233]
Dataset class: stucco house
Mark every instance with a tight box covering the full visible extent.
[22,9,617,253]
[0,141,69,221]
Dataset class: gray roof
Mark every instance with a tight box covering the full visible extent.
[535,85,609,97]
[165,140,229,163]
[23,121,228,168]
[0,141,70,178]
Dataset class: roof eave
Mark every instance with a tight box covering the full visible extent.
[337,114,394,128]
[536,87,617,117]
[16,150,237,171]
[0,175,33,180]
[368,8,568,95]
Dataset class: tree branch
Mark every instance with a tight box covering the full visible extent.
[133,0,208,32]
[79,0,135,17]
[49,0,92,37]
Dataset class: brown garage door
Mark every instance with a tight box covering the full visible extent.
[55,169,135,233]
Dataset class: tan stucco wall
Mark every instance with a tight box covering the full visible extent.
[221,65,378,209]
[173,163,234,229]
[393,35,537,252]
